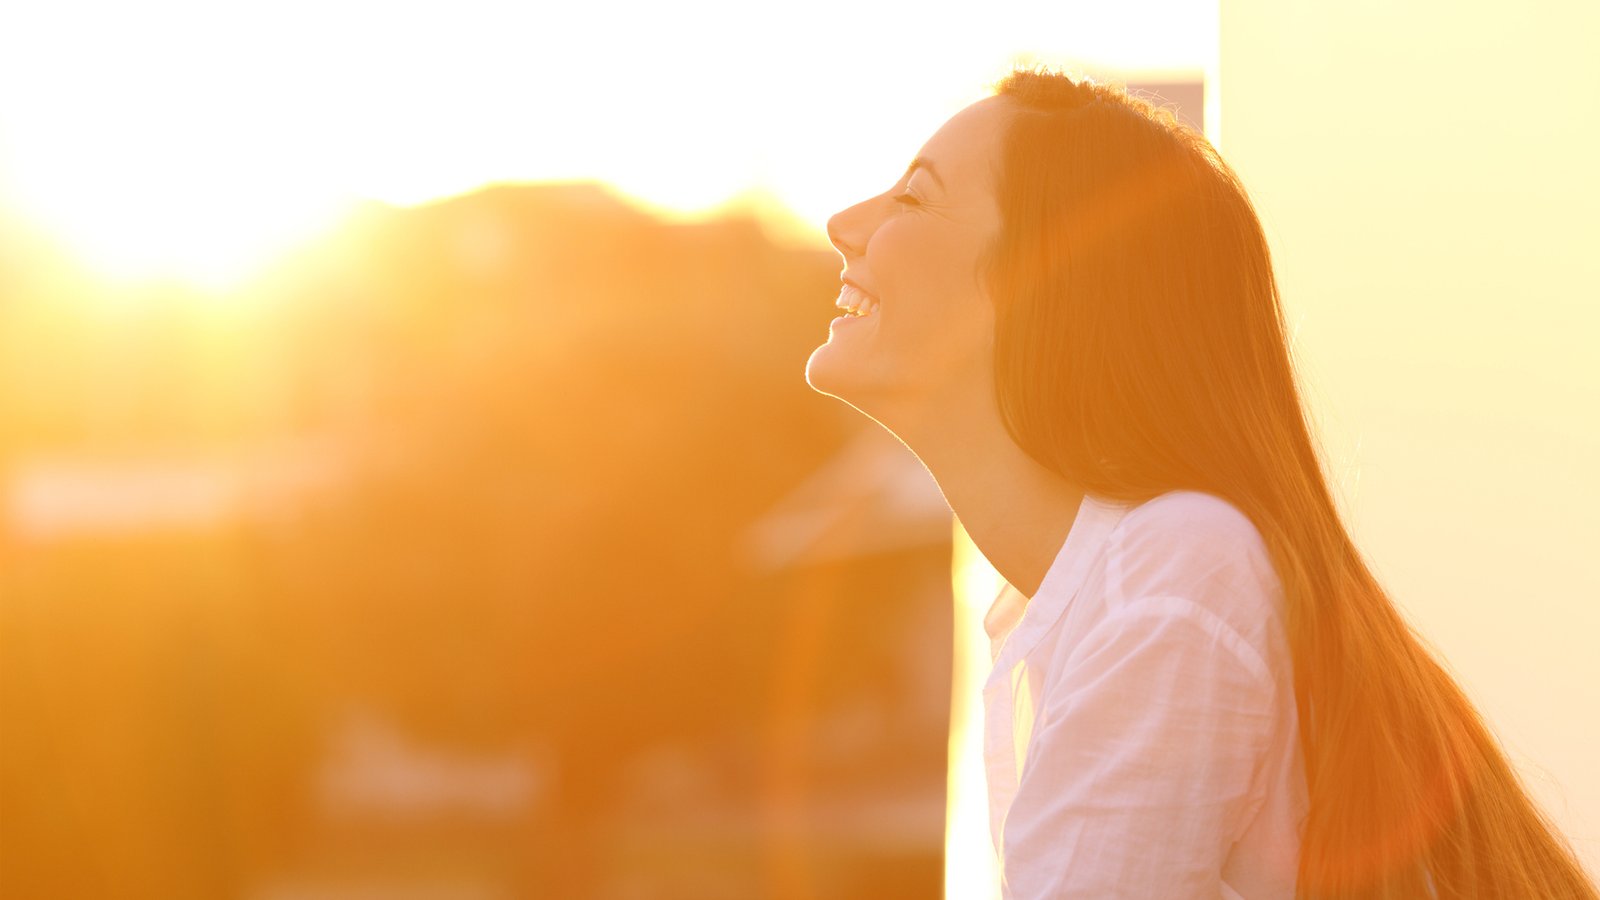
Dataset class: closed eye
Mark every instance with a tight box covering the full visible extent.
[893,191,921,207]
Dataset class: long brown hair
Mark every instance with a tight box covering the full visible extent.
[980,65,1597,899]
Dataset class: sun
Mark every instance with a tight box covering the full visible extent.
[4,147,357,292]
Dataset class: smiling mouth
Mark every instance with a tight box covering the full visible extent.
[835,284,879,318]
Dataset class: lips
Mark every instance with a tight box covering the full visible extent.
[841,274,878,301]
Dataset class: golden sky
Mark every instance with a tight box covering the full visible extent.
[0,0,1213,286]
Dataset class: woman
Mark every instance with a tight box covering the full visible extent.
[805,67,1597,899]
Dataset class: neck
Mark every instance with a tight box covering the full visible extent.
[878,379,1086,600]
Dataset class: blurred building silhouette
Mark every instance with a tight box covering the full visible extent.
[0,178,951,899]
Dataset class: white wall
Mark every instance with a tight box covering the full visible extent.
[1220,0,1600,878]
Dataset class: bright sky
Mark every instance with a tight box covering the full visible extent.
[0,0,1212,285]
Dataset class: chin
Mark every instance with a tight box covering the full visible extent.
[809,341,875,398]
[804,344,847,397]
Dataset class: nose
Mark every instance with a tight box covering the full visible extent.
[826,197,876,259]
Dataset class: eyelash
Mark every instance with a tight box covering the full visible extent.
[893,191,921,207]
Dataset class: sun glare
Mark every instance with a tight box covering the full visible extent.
[9,169,357,292]
[0,0,1214,294]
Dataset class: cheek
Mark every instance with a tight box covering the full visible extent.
[869,220,994,373]
[890,287,993,380]
[874,219,971,290]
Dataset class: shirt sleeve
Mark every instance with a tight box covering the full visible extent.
[998,594,1277,899]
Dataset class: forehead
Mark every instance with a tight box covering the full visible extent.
[913,96,1013,188]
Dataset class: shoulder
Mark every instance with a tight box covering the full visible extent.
[1103,490,1282,622]
[1061,491,1288,696]
[1108,490,1273,577]
[1111,489,1265,553]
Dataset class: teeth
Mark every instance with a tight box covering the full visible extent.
[835,284,879,317]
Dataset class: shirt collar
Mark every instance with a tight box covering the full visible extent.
[982,491,1133,689]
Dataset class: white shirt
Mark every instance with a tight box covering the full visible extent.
[982,489,1308,899]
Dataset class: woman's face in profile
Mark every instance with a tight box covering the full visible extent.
[806,95,1010,421]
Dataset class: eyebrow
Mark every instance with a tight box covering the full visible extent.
[904,156,945,190]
